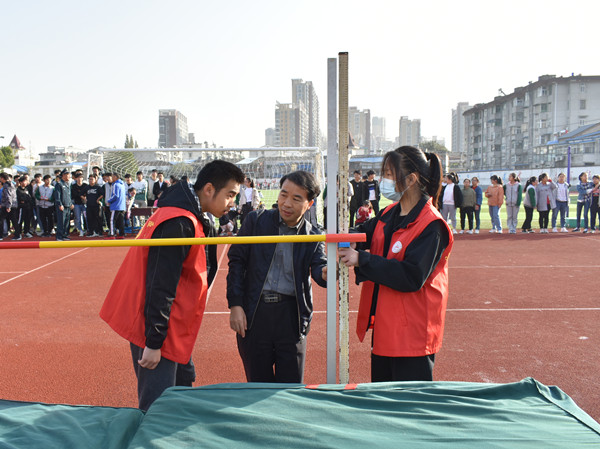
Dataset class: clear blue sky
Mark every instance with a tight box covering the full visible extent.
[2,0,599,153]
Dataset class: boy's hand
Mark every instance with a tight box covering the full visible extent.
[138,347,161,369]
[230,306,247,337]
[322,266,327,281]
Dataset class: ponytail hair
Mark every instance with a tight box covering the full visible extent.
[381,146,442,205]
[524,176,536,191]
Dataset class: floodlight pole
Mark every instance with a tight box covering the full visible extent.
[326,57,338,384]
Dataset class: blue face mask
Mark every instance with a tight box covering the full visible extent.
[380,178,403,202]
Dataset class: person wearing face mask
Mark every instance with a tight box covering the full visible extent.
[339,146,454,382]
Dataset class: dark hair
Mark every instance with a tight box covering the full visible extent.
[88,174,97,179]
[524,176,537,191]
[579,172,587,181]
[538,173,548,183]
[92,166,101,171]
[246,177,255,188]
[381,146,443,204]
[362,175,367,180]
[279,170,321,201]
[0,172,9,181]
[103,172,112,177]
[34,173,42,179]
[112,172,120,179]
[170,175,178,184]
[136,171,143,176]
[193,160,245,193]
[490,175,499,183]
[366,170,375,176]
[124,173,132,178]
[471,176,479,182]
[363,200,371,206]
[509,172,520,183]
[151,169,157,173]
[43,174,52,181]
[353,170,361,175]
[54,169,61,175]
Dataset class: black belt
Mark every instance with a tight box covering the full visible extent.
[261,292,296,303]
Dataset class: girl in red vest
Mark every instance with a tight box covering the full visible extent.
[339,146,454,382]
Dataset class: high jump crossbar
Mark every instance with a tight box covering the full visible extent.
[0,233,365,250]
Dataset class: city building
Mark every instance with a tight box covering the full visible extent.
[292,79,321,147]
[275,102,309,147]
[349,107,371,152]
[158,109,189,147]
[398,116,421,147]
[451,102,470,154]
[265,128,276,147]
[462,74,600,171]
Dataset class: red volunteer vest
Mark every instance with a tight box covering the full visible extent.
[99,207,207,364]
[356,198,454,357]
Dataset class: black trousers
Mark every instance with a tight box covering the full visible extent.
[111,210,125,236]
[349,206,358,228]
[87,206,103,235]
[130,343,195,412]
[237,297,306,383]
[538,210,550,229]
[590,201,600,231]
[370,200,380,216]
[371,353,435,382]
[18,207,33,235]
[460,207,474,230]
[521,206,534,231]
[39,207,54,235]
[2,207,20,237]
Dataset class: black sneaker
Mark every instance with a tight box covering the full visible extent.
[63,237,71,241]
[11,235,22,241]
[572,228,580,232]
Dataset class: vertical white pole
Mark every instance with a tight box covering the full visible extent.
[338,52,350,384]
[326,57,338,384]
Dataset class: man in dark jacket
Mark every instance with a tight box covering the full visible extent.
[227,170,328,383]
[1,172,19,240]
[54,169,74,241]
[365,170,381,215]
[16,176,35,238]
[349,169,365,227]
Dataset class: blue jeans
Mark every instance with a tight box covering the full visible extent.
[552,201,568,228]
[73,204,86,232]
[576,200,591,229]
[474,206,481,230]
[489,206,501,231]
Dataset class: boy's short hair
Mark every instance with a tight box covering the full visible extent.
[43,174,52,181]
[136,171,143,176]
[363,200,370,206]
[193,160,245,193]
[279,170,321,201]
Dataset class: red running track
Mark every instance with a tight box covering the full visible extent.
[0,232,599,422]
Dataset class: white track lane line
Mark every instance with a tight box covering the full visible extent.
[204,307,600,315]
[206,244,229,301]
[450,265,600,269]
[0,248,89,287]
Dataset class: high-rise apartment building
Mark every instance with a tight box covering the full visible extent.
[275,102,309,147]
[463,74,600,170]
[292,79,320,147]
[451,102,470,153]
[265,128,276,147]
[349,107,371,151]
[398,116,421,147]
[158,109,189,147]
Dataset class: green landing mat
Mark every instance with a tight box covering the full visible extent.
[1,378,599,448]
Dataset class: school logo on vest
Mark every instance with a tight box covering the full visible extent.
[392,240,403,254]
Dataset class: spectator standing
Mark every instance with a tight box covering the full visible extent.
[589,175,600,234]
[132,171,148,208]
[102,173,113,235]
[349,170,365,227]
[364,170,381,215]
[54,169,74,241]
[125,187,136,230]
[146,169,158,205]
[92,166,104,187]
[535,173,556,234]
[35,175,55,237]
[574,172,593,233]
[152,171,169,200]
[551,173,570,233]
[31,173,44,235]
[85,174,104,237]
[107,173,126,239]
[239,177,260,225]
[471,177,483,234]
[485,175,504,233]
[503,173,522,234]
[71,173,89,237]
[16,176,35,238]
[459,178,476,234]
[439,173,462,234]
[521,177,538,233]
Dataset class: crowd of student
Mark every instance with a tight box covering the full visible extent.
[0,167,178,241]
[437,171,600,235]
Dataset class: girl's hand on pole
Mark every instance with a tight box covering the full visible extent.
[338,246,359,267]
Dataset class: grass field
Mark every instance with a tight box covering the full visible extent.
[259,189,585,231]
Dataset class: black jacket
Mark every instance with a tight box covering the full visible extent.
[439,184,463,209]
[364,179,380,202]
[17,186,34,209]
[227,208,327,337]
[350,179,365,210]
[153,180,169,198]
[143,181,217,350]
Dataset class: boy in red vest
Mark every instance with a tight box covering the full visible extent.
[100,160,244,411]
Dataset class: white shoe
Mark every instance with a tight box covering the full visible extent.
[561,227,568,233]
[552,228,558,233]
[489,229,496,233]
[474,229,479,234]
[79,230,85,237]
[459,230,464,234]
[467,230,473,234]
[452,229,458,235]
[497,229,503,234]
